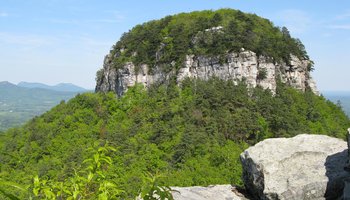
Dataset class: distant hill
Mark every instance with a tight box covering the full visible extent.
[0,81,84,131]
[18,81,88,92]
[322,91,350,116]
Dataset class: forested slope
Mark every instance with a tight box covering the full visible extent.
[1,79,348,199]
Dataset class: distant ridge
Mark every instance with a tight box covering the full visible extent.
[0,81,84,131]
[18,81,87,92]
[323,91,350,117]
[0,81,17,88]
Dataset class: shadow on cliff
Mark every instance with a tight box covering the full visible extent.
[325,149,348,200]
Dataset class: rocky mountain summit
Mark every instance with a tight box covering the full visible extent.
[95,9,319,96]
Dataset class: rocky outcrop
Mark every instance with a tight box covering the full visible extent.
[171,185,247,200]
[240,134,349,200]
[342,128,350,199]
[95,50,319,96]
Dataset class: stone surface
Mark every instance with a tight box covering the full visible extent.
[347,128,350,161]
[342,128,350,199]
[343,178,350,200]
[240,134,349,200]
[95,50,319,96]
[171,185,247,200]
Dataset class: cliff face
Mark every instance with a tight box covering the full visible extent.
[95,49,319,96]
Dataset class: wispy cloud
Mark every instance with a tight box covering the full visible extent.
[78,36,113,47]
[47,10,125,25]
[47,19,79,24]
[329,24,350,30]
[86,18,124,24]
[0,32,57,47]
[335,11,350,20]
[0,12,8,17]
[273,9,312,34]
[103,10,126,22]
[48,18,124,25]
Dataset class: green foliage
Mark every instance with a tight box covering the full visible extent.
[0,142,122,200]
[0,80,349,199]
[31,141,123,200]
[109,9,310,74]
[257,68,267,80]
[140,172,174,200]
[0,179,30,200]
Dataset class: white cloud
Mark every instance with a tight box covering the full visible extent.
[103,10,126,22]
[47,10,125,25]
[321,33,332,38]
[47,17,124,25]
[78,36,113,47]
[0,12,8,17]
[273,9,312,34]
[329,24,350,30]
[335,11,350,20]
[47,19,79,24]
[86,18,123,24]
[0,32,57,47]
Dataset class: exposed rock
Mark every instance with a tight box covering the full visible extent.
[240,134,349,200]
[347,128,350,161]
[343,180,350,200]
[95,50,319,96]
[171,185,247,200]
[342,128,350,199]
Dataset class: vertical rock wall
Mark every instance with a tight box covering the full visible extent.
[95,50,319,96]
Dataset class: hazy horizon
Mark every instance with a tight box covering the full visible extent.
[1,0,349,91]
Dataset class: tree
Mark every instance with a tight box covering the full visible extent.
[281,26,291,38]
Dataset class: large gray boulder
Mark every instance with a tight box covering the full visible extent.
[240,134,349,200]
[171,185,247,200]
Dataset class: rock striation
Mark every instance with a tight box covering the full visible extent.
[240,134,349,200]
[95,50,319,96]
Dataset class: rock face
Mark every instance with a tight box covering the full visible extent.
[240,134,349,200]
[95,50,319,96]
[342,128,350,199]
[171,185,247,200]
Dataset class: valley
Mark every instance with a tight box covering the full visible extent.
[0,81,88,131]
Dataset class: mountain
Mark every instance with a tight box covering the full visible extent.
[0,9,349,199]
[0,81,82,131]
[95,9,318,96]
[323,91,350,116]
[18,81,88,92]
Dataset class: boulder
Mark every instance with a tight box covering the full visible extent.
[240,134,349,200]
[171,185,247,200]
[341,128,350,199]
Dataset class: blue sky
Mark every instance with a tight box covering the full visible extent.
[0,0,349,91]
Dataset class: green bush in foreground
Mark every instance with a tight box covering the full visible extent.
[0,142,173,200]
